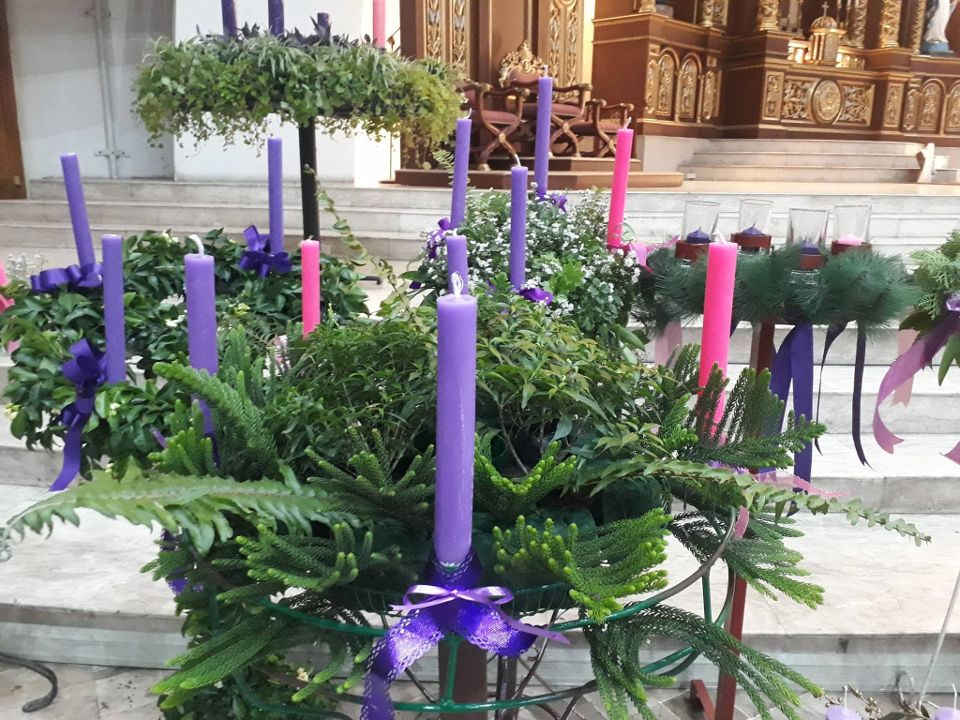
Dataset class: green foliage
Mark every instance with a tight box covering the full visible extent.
[635,245,915,335]
[0,229,367,475]
[587,605,822,720]
[3,468,331,554]
[405,190,648,343]
[493,513,670,621]
[135,33,462,149]
[475,441,577,522]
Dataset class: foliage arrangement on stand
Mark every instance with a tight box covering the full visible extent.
[0,229,367,478]
[135,29,462,149]
[2,289,928,720]
[405,190,647,344]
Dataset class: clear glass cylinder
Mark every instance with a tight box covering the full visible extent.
[738,199,773,234]
[786,208,829,255]
[682,200,721,243]
[833,204,871,243]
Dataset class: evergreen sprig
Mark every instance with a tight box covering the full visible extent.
[475,441,577,522]
[493,513,670,621]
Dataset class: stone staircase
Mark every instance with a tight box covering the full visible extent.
[0,179,959,694]
[680,139,960,184]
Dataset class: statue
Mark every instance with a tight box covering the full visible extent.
[924,0,959,55]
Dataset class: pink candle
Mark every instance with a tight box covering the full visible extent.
[372,0,387,48]
[301,240,321,337]
[607,128,634,250]
[0,259,12,312]
[835,234,864,246]
[698,241,739,420]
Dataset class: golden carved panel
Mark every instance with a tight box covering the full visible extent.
[946,84,960,133]
[677,56,700,120]
[645,51,660,114]
[657,53,677,117]
[425,0,443,60]
[702,69,720,121]
[812,80,843,124]
[884,84,904,128]
[421,0,470,74]
[763,72,784,120]
[547,0,583,87]
[847,0,867,48]
[450,0,468,71]
[756,0,779,31]
[903,88,921,132]
[782,78,815,121]
[919,82,944,133]
[879,0,902,48]
[837,83,874,125]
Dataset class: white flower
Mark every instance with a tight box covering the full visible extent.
[159,294,184,309]
[164,314,186,328]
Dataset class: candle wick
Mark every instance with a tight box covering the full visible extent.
[451,272,465,298]
[187,234,205,255]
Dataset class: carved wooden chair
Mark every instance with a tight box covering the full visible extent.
[498,41,592,157]
[569,99,636,157]
[461,82,531,169]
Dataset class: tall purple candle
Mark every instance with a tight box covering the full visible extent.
[221,0,237,36]
[268,137,284,253]
[186,252,218,432]
[434,272,478,566]
[60,154,95,268]
[450,117,471,228]
[533,76,554,194]
[446,235,468,294]
[268,0,284,36]
[101,235,127,384]
[509,166,528,291]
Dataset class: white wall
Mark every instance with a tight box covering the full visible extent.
[173,0,399,185]
[8,0,174,181]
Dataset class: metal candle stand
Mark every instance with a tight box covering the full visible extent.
[205,510,739,718]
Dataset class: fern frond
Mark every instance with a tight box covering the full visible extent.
[475,442,577,522]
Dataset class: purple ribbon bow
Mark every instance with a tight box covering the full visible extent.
[50,340,107,492]
[363,553,569,720]
[769,324,815,481]
[519,287,554,305]
[238,226,292,277]
[536,189,568,213]
[30,262,103,294]
[874,295,960,464]
[426,218,453,260]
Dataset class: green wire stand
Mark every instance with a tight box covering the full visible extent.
[210,509,738,718]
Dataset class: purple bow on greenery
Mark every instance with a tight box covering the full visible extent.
[520,287,554,305]
[30,262,103,294]
[536,189,568,213]
[50,340,107,492]
[875,294,960,464]
[769,324,815,481]
[238,226,292,277]
[426,218,453,260]
[362,552,568,720]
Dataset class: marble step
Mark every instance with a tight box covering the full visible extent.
[1,482,956,691]
[696,139,928,155]
[688,152,922,170]
[682,165,922,184]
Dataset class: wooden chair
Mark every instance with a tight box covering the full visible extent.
[461,82,530,169]
[498,41,592,157]
[569,99,636,157]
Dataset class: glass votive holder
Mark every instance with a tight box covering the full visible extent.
[677,200,721,262]
[832,204,872,255]
[732,199,774,252]
[787,208,828,269]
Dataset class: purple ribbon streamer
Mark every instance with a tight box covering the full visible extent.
[769,324,814,481]
[519,287,553,305]
[874,310,960,463]
[363,553,568,720]
[535,189,568,213]
[30,262,103,294]
[238,226,292,277]
[50,340,107,492]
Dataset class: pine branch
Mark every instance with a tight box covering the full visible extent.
[475,442,577,522]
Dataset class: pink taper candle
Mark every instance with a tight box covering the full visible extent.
[698,241,739,420]
[372,0,387,48]
[301,240,321,337]
[607,128,634,250]
[435,272,478,566]
[0,260,12,312]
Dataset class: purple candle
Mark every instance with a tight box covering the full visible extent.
[221,0,237,36]
[268,137,284,253]
[510,166,528,291]
[686,228,711,244]
[101,235,126,384]
[446,235,468,293]
[934,709,960,720]
[533,76,554,194]
[268,0,284,36]
[434,272,478,566]
[60,154,95,268]
[450,117,471,228]
[186,252,218,432]
[801,242,822,255]
[825,707,861,720]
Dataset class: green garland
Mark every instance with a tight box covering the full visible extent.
[635,246,917,333]
[135,32,462,148]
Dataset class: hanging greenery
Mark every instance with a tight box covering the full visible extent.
[135,30,463,148]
